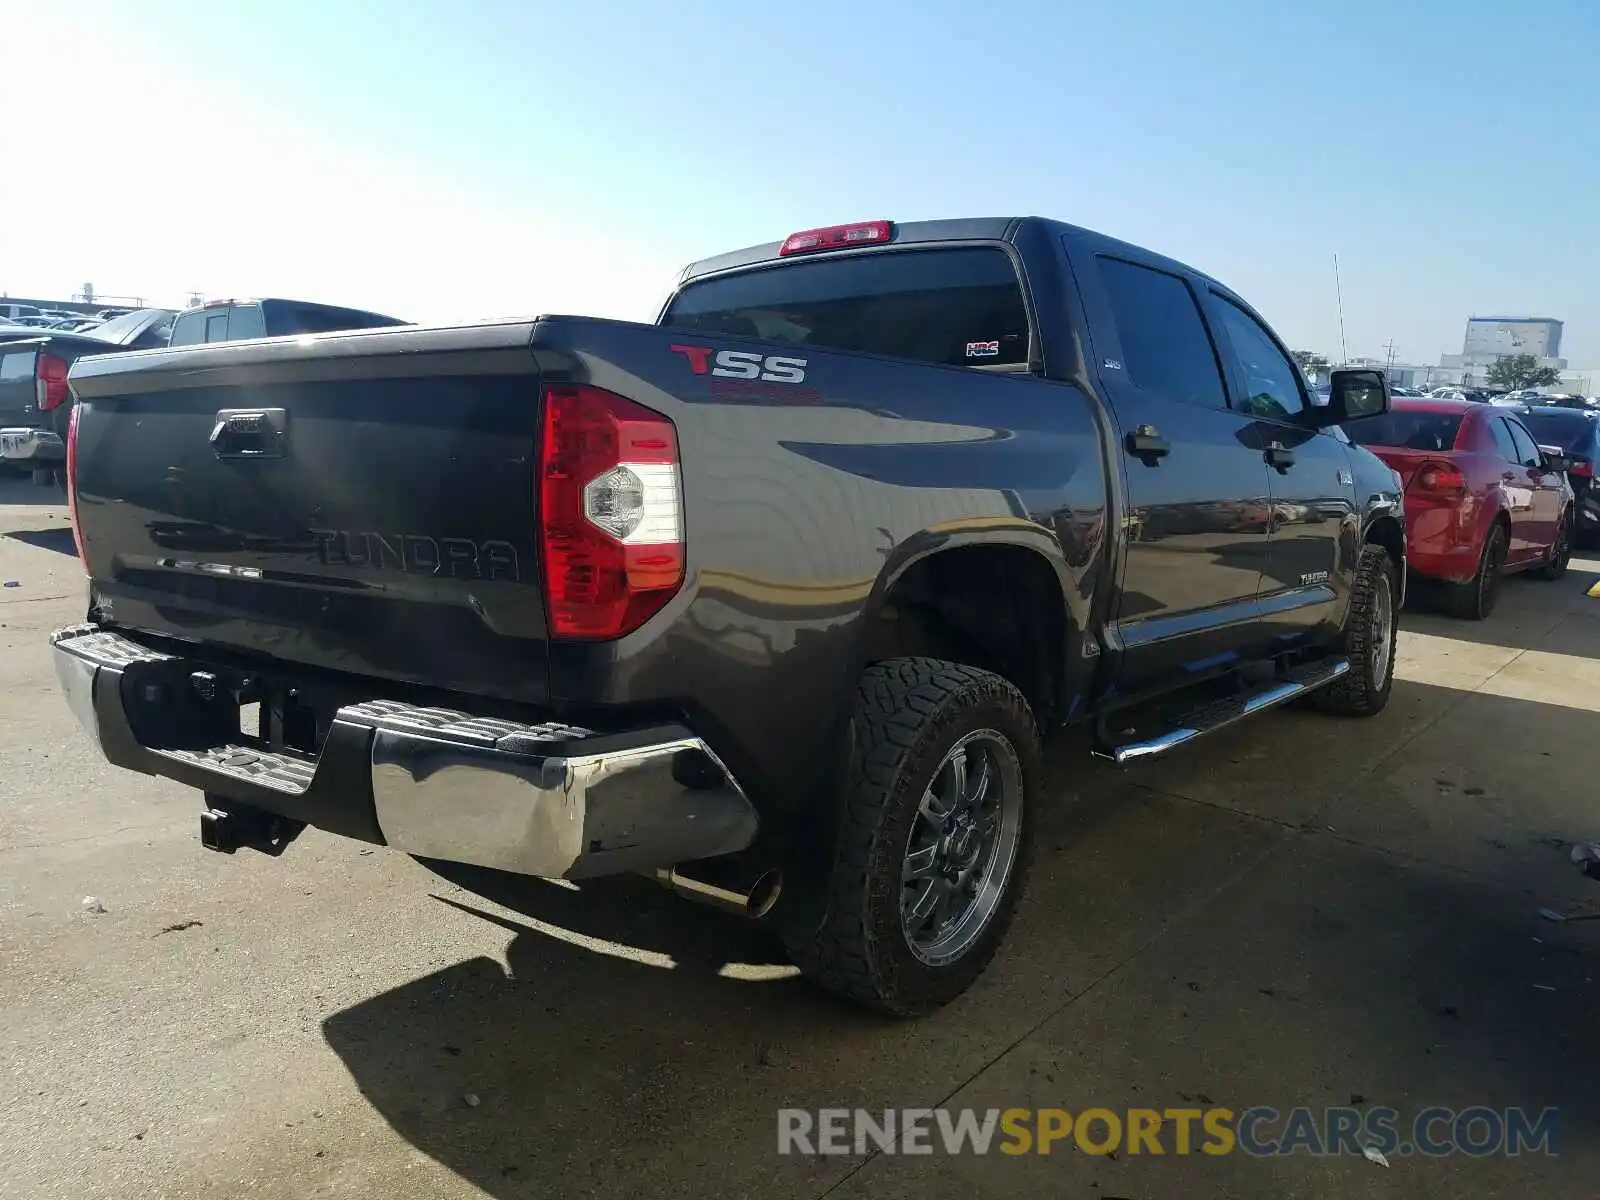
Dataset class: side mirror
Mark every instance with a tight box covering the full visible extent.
[1312,368,1391,427]
[1540,447,1573,474]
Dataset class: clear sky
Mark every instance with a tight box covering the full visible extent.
[5,0,1597,365]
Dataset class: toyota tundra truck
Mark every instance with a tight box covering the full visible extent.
[52,217,1404,1016]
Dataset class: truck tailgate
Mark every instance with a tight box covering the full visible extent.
[67,322,553,702]
[0,340,43,429]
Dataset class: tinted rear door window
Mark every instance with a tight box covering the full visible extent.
[663,246,1031,368]
[1487,418,1520,463]
[227,304,267,340]
[1096,257,1226,409]
[1506,420,1544,468]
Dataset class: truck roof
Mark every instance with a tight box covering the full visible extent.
[675,216,1225,294]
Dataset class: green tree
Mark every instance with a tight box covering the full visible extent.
[1487,354,1562,390]
[1292,350,1330,380]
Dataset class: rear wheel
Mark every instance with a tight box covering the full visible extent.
[780,657,1038,1017]
[1446,523,1507,620]
[1314,544,1397,718]
[1532,510,1572,581]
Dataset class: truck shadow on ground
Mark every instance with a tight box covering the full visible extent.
[3,526,77,556]
[320,678,1600,1199]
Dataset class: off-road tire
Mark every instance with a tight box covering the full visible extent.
[1532,510,1572,581]
[1445,522,1507,620]
[1313,544,1398,718]
[780,658,1039,1017]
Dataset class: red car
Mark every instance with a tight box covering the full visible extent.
[1346,399,1574,618]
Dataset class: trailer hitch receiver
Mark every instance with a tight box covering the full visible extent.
[199,797,306,857]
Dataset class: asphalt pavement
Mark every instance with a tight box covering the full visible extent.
[2,473,1597,1199]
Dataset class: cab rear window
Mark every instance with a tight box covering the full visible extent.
[260,301,402,335]
[663,246,1032,369]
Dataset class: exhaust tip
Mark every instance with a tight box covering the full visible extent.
[746,870,783,920]
[655,866,784,920]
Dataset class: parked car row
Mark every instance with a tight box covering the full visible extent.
[1420,385,1599,410]
[1345,398,1579,618]
[0,296,406,486]
[0,302,134,333]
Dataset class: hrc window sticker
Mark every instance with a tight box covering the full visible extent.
[966,340,1001,359]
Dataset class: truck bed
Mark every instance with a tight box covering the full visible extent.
[67,319,554,702]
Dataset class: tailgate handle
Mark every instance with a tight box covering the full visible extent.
[210,408,287,459]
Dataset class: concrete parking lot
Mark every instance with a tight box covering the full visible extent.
[3,474,1598,1199]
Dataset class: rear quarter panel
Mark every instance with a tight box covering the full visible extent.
[527,316,1109,812]
[1449,449,1512,567]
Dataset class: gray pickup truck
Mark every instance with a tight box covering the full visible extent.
[53,216,1404,1015]
[3,299,404,486]
[0,309,176,485]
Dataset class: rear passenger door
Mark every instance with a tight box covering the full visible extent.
[1487,416,1539,562]
[1505,416,1562,555]
[1068,241,1275,694]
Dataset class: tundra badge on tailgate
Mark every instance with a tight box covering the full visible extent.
[309,529,519,580]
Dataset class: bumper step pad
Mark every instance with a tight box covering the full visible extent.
[50,624,759,879]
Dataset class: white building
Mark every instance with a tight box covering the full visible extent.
[1431,315,1568,387]
[1463,317,1563,359]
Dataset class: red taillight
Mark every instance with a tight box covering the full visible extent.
[778,220,893,257]
[66,403,86,563]
[1571,459,1594,477]
[538,385,684,640]
[1411,460,1468,497]
[36,353,69,412]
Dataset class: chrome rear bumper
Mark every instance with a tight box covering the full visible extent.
[50,624,758,879]
[0,426,64,463]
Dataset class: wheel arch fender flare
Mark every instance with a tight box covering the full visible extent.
[860,522,1090,677]
[864,517,1113,730]
[864,521,1080,620]
[1360,510,1407,608]
[1485,499,1513,552]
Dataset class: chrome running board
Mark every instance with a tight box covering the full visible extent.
[1095,658,1351,765]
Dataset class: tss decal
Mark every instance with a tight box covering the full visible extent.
[669,344,808,384]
